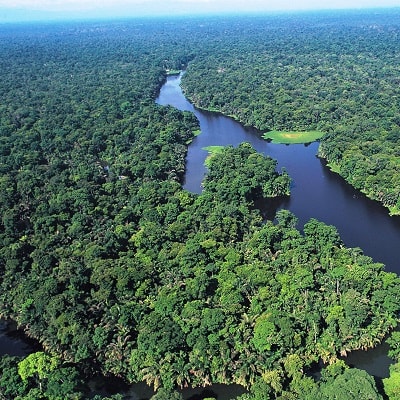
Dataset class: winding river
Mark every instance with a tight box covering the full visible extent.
[156,73,400,380]
[157,73,400,274]
[1,72,400,399]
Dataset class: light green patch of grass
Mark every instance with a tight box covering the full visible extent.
[185,129,202,144]
[389,205,400,216]
[166,69,181,76]
[326,162,341,174]
[203,145,225,167]
[262,130,325,144]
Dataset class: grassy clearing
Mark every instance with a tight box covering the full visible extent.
[262,130,325,144]
[389,205,400,216]
[186,129,202,144]
[203,145,225,167]
[166,69,181,76]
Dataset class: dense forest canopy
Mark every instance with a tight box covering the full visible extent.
[0,11,399,399]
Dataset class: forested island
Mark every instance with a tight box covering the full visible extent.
[0,10,400,400]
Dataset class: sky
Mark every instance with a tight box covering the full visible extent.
[0,0,399,22]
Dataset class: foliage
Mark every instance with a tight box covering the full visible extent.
[0,356,28,399]
[203,145,225,167]
[308,367,382,400]
[0,13,399,400]
[150,387,183,400]
[383,362,400,400]
[0,353,83,399]
[384,331,400,399]
[387,331,400,361]
[202,143,290,200]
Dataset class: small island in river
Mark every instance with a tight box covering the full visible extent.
[262,130,325,144]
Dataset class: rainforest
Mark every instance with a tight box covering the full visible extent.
[0,10,400,400]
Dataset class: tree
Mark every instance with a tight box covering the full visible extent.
[315,368,383,400]
[387,331,400,361]
[383,362,400,400]
[0,355,28,399]
[252,313,278,352]
[16,352,83,399]
[18,352,59,392]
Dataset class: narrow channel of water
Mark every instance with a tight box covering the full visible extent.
[156,72,400,379]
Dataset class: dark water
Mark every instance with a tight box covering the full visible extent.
[156,73,400,379]
[90,378,246,400]
[0,319,40,357]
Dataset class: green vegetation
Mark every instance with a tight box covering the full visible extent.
[238,360,383,400]
[203,145,225,166]
[0,352,84,399]
[383,331,400,400]
[262,130,325,144]
[181,11,400,215]
[166,69,182,76]
[384,363,400,400]
[0,13,399,400]
[186,128,202,144]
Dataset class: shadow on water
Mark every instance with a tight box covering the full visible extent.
[90,378,246,400]
[343,341,394,379]
[254,195,291,222]
[0,319,41,357]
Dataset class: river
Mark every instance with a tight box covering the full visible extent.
[157,73,400,275]
[156,72,400,380]
[1,72,399,398]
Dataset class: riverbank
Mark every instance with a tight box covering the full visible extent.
[323,160,400,217]
[183,74,399,216]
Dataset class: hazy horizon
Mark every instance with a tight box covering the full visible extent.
[0,0,399,23]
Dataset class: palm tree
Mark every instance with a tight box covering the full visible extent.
[141,359,163,391]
